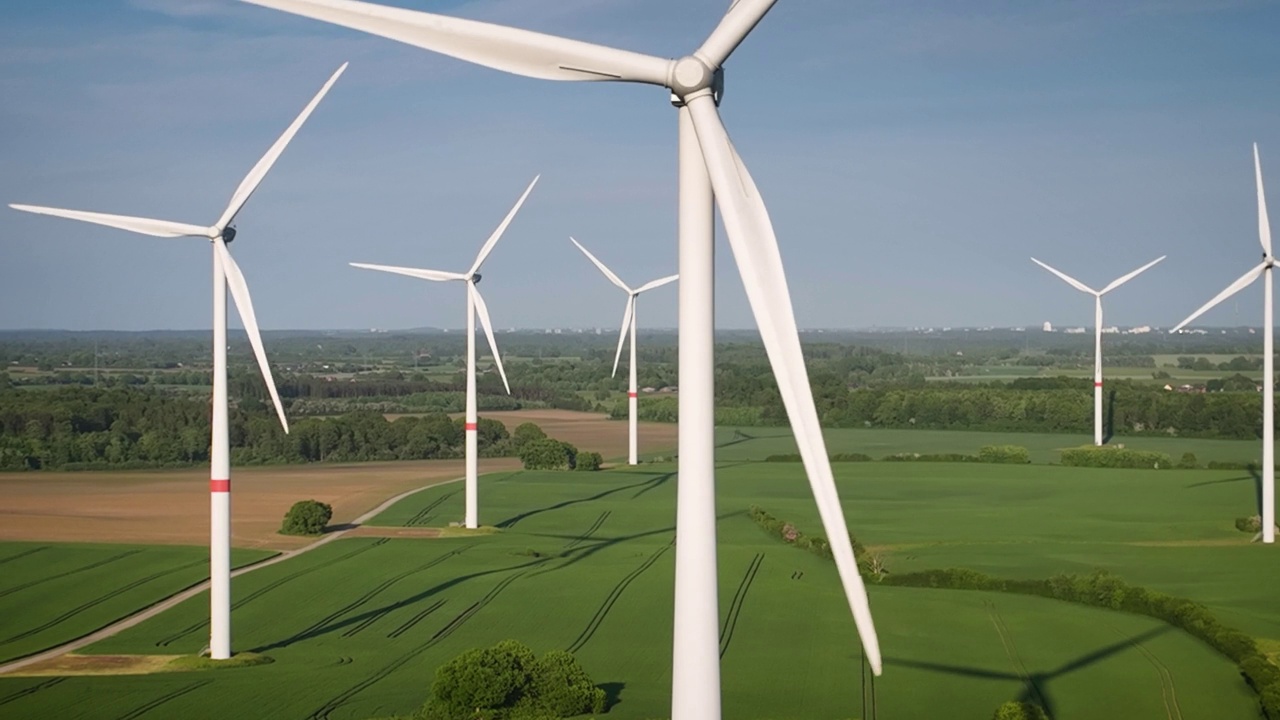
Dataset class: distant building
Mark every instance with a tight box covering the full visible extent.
[1126,326,1153,334]
[1042,322,1053,332]
[1101,326,1120,334]
[1064,327,1087,334]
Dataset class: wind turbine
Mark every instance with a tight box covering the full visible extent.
[570,237,677,466]
[237,0,885,714]
[1172,144,1275,545]
[1031,255,1165,446]
[9,63,348,659]
[351,175,538,529]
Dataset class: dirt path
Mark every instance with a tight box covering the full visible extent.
[0,475,465,676]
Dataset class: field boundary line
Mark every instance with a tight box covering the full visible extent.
[0,474,467,676]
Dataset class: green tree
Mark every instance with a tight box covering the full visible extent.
[511,422,547,451]
[518,439,577,471]
[279,500,333,536]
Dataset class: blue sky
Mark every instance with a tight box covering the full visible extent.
[1,0,1279,331]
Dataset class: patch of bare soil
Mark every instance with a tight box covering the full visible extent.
[9,654,180,677]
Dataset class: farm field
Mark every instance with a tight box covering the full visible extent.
[714,425,1263,465]
[0,462,1273,719]
[0,460,514,550]
[0,543,273,665]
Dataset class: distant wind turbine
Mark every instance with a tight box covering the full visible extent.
[10,63,348,659]
[571,237,677,466]
[1031,255,1166,446]
[351,175,538,529]
[1172,144,1274,545]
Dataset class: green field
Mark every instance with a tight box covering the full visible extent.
[0,462,1273,719]
[713,425,1262,465]
[0,543,273,665]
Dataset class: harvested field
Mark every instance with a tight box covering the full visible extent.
[0,460,516,551]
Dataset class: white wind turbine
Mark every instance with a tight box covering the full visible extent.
[351,175,538,529]
[571,237,678,466]
[1031,255,1165,446]
[238,1,886,710]
[1172,144,1275,545]
[9,63,348,659]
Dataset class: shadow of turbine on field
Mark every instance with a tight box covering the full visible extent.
[1103,389,1117,445]
[1186,469,1263,516]
[496,472,675,529]
[885,625,1169,719]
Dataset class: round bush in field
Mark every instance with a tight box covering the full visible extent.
[518,438,578,471]
[992,701,1049,720]
[279,499,333,536]
[425,640,604,720]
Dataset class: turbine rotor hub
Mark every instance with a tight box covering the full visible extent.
[670,56,722,99]
[221,226,237,244]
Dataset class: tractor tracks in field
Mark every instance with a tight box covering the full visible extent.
[307,571,527,720]
[0,474,468,676]
[720,553,764,658]
[402,490,458,527]
[984,601,1050,712]
[565,540,672,654]
[0,550,144,599]
[115,679,213,720]
[0,559,206,649]
[562,511,611,553]
[0,677,64,707]
[155,540,393,648]
[1107,621,1183,720]
[0,547,50,568]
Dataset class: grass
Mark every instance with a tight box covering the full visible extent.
[713,425,1263,465]
[0,543,274,665]
[0,463,1272,719]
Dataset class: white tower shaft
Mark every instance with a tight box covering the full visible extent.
[629,300,639,465]
[209,245,232,660]
[671,105,720,720]
[465,284,479,529]
[1265,266,1275,544]
[1094,295,1104,446]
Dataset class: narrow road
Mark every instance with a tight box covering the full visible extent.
[0,476,462,675]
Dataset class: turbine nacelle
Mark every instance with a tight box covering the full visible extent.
[470,272,482,286]
[221,225,238,244]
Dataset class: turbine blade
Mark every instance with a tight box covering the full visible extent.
[1257,143,1272,258]
[1099,256,1166,295]
[695,0,777,70]
[469,283,510,394]
[570,237,631,292]
[685,94,881,675]
[215,240,289,433]
[238,0,671,85]
[9,205,208,238]
[635,274,679,294]
[612,294,635,379]
[349,262,466,282]
[470,175,539,276]
[1031,257,1097,295]
[215,63,347,230]
[1171,263,1267,332]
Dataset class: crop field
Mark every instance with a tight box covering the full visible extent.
[0,543,272,666]
[0,462,1273,719]
[714,425,1263,465]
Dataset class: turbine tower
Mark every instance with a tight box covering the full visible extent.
[237,1,884,714]
[1031,255,1165,446]
[10,64,348,659]
[351,176,537,529]
[571,237,677,466]
[1172,144,1275,545]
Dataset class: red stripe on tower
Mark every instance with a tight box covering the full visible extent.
[628,392,638,398]
[1094,382,1103,388]
[210,479,230,493]
[465,422,478,431]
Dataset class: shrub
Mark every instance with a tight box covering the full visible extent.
[279,499,332,536]
[830,452,873,462]
[978,445,1031,464]
[1208,460,1259,471]
[1059,445,1173,469]
[992,701,1049,720]
[1177,452,1199,469]
[518,439,577,471]
[1237,516,1263,533]
[573,452,603,472]
[425,641,603,720]
[511,422,547,452]
[881,452,977,463]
